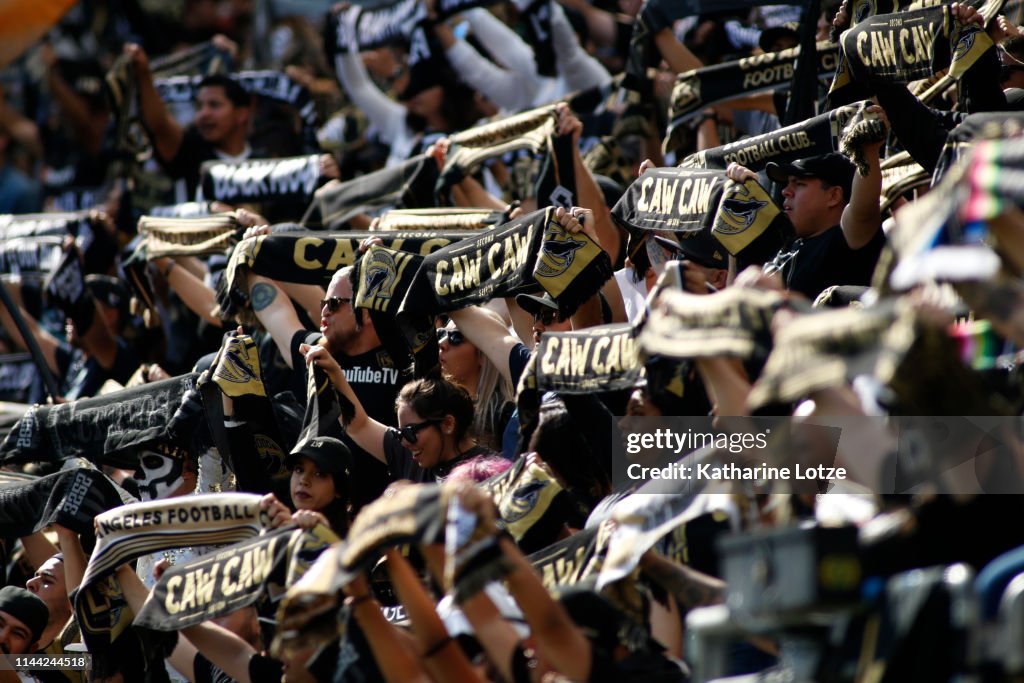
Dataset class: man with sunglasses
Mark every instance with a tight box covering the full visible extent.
[244,262,406,510]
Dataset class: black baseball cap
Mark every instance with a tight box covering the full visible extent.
[765,153,855,202]
[515,292,561,318]
[758,23,800,53]
[653,232,727,270]
[0,586,49,646]
[285,437,350,476]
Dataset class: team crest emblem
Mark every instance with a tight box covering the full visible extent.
[536,218,586,278]
[717,185,767,234]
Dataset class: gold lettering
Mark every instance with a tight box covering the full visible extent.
[434,260,450,296]
[164,576,183,615]
[636,176,653,212]
[221,557,241,596]
[295,237,324,269]
[592,337,610,374]
[540,338,560,374]
[325,240,355,271]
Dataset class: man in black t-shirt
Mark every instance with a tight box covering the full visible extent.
[127,44,253,198]
[728,147,886,301]
[246,264,405,510]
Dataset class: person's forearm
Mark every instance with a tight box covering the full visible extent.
[157,258,221,326]
[455,173,508,210]
[654,27,703,73]
[181,622,258,683]
[551,2,612,91]
[79,300,121,370]
[841,145,882,249]
[695,357,751,417]
[135,61,182,163]
[497,536,591,680]
[571,150,620,264]
[640,552,725,611]
[55,528,87,594]
[278,281,327,326]
[386,551,484,683]
[349,594,432,683]
[18,532,59,570]
[873,83,950,173]
[46,68,105,156]
[334,51,406,145]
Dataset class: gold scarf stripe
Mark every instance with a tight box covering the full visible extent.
[442,105,558,180]
[880,151,930,213]
[640,287,785,361]
[139,213,240,259]
[748,301,900,408]
[373,208,500,231]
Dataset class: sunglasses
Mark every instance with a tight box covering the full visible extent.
[534,309,557,326]
[320,296,352,313]
[398,419,440,444]
[437,328,466,346]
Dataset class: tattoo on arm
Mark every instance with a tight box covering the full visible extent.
[250,282,278,312]
[644,558,725,611]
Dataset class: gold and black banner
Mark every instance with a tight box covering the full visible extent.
[680,103,868,172]
[134,524,338,631]
[481,455,569,552]
[667,41,839,137]
[834,1,997,103]
[397,208,611,325]
[315,154,439,230]
[639,287,786,365]
[219,228,474,319]
[137,213,241,259]
[200,155,323,206]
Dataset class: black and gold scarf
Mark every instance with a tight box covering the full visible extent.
[373,208,511,232]
[0,235,63,278]
[933,111,1024,183]
[639,287,786,372]
[197,333,295,494]
[667,41,840,136]
[315,154,440,229]
[681,103,870,171]
[0,467,135,538]
[199,155,324,206]
[481,455,570,553]
[154,70,317,132]
[397,208,611,327]
[218,228,473,320]
[134,523,338,630]
[834,1,997,103]
[880,150,930,214]
[0,373,199,468]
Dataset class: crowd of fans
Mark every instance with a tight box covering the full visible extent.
[3,0,1024,681]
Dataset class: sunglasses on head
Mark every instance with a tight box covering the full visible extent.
[320,296,352,313]
[398,419,440,444]
[436,328,465,346]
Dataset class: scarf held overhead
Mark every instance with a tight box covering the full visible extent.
[134,524,338,631]
[0,373,199,467]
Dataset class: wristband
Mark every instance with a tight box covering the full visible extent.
[422,637,453,658]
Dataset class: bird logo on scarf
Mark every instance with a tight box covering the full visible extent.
[358,248,401,311]
[717,184,768,235]
[536,219,586,278]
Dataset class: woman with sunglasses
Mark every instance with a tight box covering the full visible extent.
[437,311,516,451]
[300,342,497,482]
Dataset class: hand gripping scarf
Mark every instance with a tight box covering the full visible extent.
[314,154,440,230]
[133,523,338,630]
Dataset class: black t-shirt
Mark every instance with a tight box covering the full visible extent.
[55,339,140,400]
[193,651,283,683]
[157,126,219,199]
[774,225,886,301]
[289,330,405,509]
[381,429,495,483]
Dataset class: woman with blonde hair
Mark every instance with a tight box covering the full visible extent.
[436,306,516,452]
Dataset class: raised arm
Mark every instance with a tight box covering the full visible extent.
[154,257,220,326]
[448,306,519,382]
[385,549,484,683]
[125,43,184,165]
[334,46,407,146]
[551,2,613,92]
[245,273,304,367]
[840,106,885,250]
[301,342,389,462]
